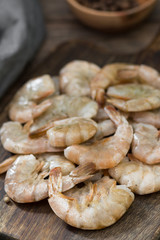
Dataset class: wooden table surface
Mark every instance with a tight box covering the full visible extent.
[1,35,160,240]
[31,0,160,69]
[1,1,160,240]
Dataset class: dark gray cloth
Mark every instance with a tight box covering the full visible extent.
[0,0,45,97]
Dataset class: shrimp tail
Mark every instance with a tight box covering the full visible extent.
[62,175,93,193]
[0,155,18,174]
[49,167,62,197]
[104,105,122,125]
[70,162,96,177]
[62,163,96,192]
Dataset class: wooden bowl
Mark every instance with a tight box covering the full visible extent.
[66,0,157,31]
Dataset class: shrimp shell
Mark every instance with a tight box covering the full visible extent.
[130,109,160,128]
[107,84,160,112]
[132,123,160,164]
[4,154,96,203]
[60,60,100,97]
[4,154,75,203]
[48,168,134,230]
[117,64,160,89]
[5,155,48,203]
[91,63,160,104]
[91,63,135,104]
[0,122,63,154]
[64,106,133,169]
[30,95,98,132]
[47,117,97,147]
[9,75,55,123]
[109,155,160,195]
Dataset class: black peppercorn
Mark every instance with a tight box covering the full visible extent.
[77,0,140,11]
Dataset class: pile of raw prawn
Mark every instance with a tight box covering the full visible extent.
[1,61,160,230]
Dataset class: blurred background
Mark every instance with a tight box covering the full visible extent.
[36,0,160,65]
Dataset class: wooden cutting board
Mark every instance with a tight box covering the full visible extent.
[1,34,160,240]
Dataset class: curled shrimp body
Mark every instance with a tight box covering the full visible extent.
[30,95,98,132]
[132,123,160,164]
[4,154,95,203]
[116,64,160,89]
[47,117,97,147]
[48,168,134,230]
[130,109,160,128]
[109,155,160,195]
[64,106,133,169]
[4,154,75,203]
[9,75,55,123]
[5,154,48,203]
[60,60,100,97]
[91,63,160,104]
[107,84,160,112]
[0,122,63,154]
[91,63,135,104]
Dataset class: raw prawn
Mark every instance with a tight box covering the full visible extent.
[9,75,55,123]
[116,64,160,89]
[48,167,134,230]
[46,117,97,147]
[91,63,135,104]
[4,154,95,203]
[130,109,160,128]
[109,155,160,195]
[0,122,63,154]
[107,83,160,112]
[30,95,98,132]
[132,123,160,164]
[91,63,160,104]
[64,106,133,169]
[60,60,100,96]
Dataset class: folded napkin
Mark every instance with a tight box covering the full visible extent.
[0,0,45,97]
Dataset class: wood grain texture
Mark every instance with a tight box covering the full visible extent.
[31,0,160,68]
[1,34,160,240]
